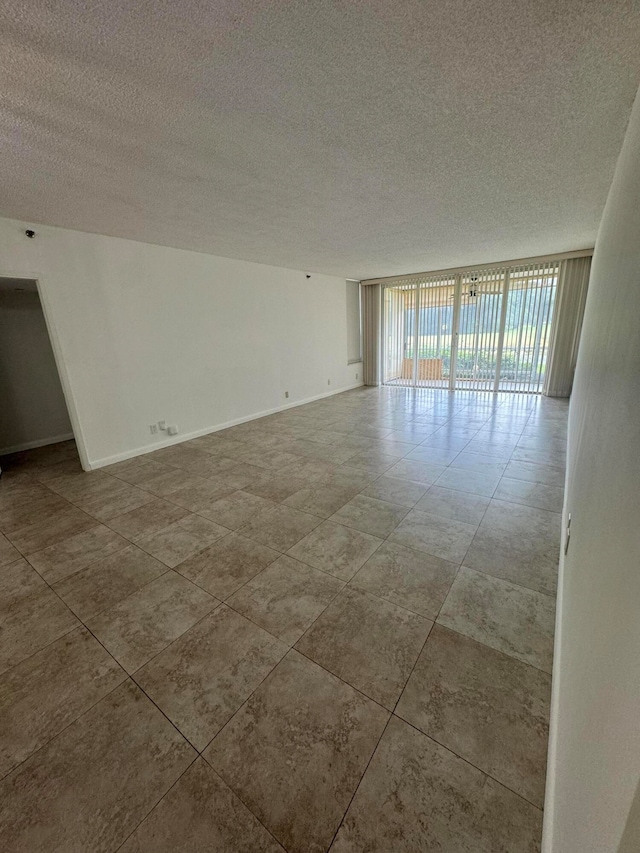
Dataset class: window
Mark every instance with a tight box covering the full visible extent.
[346,279,362,364]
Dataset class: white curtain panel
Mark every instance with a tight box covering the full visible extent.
[362,283,381,385]
[543,255,592,397]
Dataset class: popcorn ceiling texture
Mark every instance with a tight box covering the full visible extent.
[1,0,640,279]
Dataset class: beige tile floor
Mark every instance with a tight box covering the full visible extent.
[0,386,567,852]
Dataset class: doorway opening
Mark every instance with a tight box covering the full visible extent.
[0,277,80,474]
[382,261,559,393]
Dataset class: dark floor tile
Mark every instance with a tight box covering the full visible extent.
[176,532,279,599]
[297,587,431,709]
[350,540,457,620]
[0,627,125,777]
[204,651,388,853]
[119,758,285,852]
[287,521,382,581]
[396,625,551,806]
[227,555,343,644]
[53,544,168,620]
[86,572,218,673]
[135,605,286,750]
[330,715,542,852]
[438,567,556,673]
[0,681,195,852]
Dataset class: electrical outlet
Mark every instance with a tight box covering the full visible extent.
[327,378,331,385]
[167,425,178,436]
[285,391,289,398]
[356,372,359,380]
[149,424,158,435]
[158,420,167,431]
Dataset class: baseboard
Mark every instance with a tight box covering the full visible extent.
[0,432,75,456]
[88,382,365,470]
[541,503,569,853]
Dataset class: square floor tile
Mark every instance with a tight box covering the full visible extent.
[138,468,207,497]
[415,486,490,525]
[243,473,308,502]
[494,478,564,513]
[0,680,195,853]
[177,455,239,478]
[0,555,49,601]
[463,441,516,461]
[350,540,457,620]
[397,624,551,806]
[240,448,302,471]
[119,758,285,852]
[109,499,190,541]
[481,499,561,544]
[329,495,408,538]
[283,483,360,518]
[164,479,236,511]
[464,526,558,596]
[405,446,460,465]
[53,544,168,620]
[198,490,276,530]
[0,626,125,777]
[389,509,476,563]
[361,475,427,508]
[73,481,156,522]
[0,559,79,675]
[0,487,67,533]
[8,507,97,555]
[135,605,287,750]
[106,457,173,486]
[420,434,470,451]
[206,462,270,491]
[449,452,508,475]
[287,521,382,581]
[176,532,279,599]
[204,650,388,853]
[330,715,542,853]
[503,460,565,488]
[434,467,502,497]
[27,524,129,584]
[239,504,322,551]
[227,555,343,644]
[297,587,431,708]
[136,514,229,567]
[343,450,398,474]
[511,446,566,469]
[0,532,20,567]
[86,571,218,673]
[438,567,556,672]
[384,459,446,485]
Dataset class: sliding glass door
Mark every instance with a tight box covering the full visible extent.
[381,261,559,393]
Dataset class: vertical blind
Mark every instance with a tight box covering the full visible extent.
[346,280,362,364]
[543,256,592,397]
[362,283,381,385]
[366,254,589,394]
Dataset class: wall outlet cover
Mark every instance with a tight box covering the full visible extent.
[285,391,289,398]
[167,425,178,435]
[149,424,158,434]
[158,420,167,430]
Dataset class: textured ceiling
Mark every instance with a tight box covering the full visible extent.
[1,1,640,279]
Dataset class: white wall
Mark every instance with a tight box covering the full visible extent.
[0,288,73,454]
[0,217,362,469]
[543,89,640,852]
